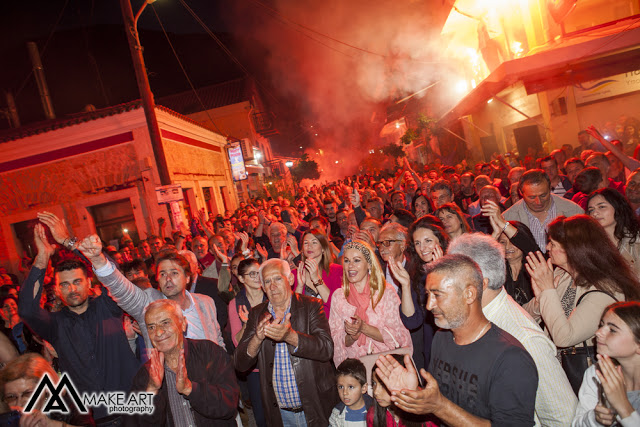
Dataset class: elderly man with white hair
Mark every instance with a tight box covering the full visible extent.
[129,299,239,426]
[448,233,577,426]
[235,258,337,426]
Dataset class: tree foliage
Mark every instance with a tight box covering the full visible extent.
[400,114,438,145]
[290,154,321,182]
[381,143,405,158]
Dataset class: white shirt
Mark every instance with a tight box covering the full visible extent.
[484,288,577,426]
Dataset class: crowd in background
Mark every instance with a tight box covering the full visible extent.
[1,124,640,426]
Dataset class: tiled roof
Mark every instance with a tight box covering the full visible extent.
[156,78,250,115]
[0,100,220,143]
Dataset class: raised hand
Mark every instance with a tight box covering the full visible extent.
[375,354,419,393]
[256,243,268,261]
[146,349,165,393]
[211,243,229,264]
[295,261,305,294]
[525,251,556,295]
[304,258,320,282]
[481,200,505,230]
[238,305,249,324]
[33,224,55,259]
[596,354,635,420]
[286,235,299,257]
[77,235,107,268]
[255,312,272,341]
[354,229,376,249]
[238,232,249,252]
[37,211,70,245]
[432,244,443,261]
[175,346,192,396]
[388,257,410,290]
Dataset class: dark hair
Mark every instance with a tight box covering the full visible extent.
[430,179,453,197]
[121,259,148,276]
[539,155,557,167]
[573,167,602,194]
[309,215,329,229]
[371,354,424,427]
[518,169,551,194]
[336,358,367,386]
[603,301,640,343]
[154,252,191,277]
[237,258,260,277]
[406,216,450,305]
[390,209,416,228]
[564,157,585,170]
[434,203,471,234]
[389,190,406,203]
[54,259,89,277]
[131,277,152,290]
[588,188,640,244]
[411,192,434,216]
[547,215,640,300]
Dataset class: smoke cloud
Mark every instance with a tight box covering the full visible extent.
[231,0,453,181]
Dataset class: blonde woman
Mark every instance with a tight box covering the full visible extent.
[329,240,411,367]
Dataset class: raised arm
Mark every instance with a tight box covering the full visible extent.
[18,224,55,340]
[587,125,640,171]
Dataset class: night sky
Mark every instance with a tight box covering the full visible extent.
[0,0,449,155]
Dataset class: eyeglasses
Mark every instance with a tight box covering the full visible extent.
[243,271,260,279]
[377,240,403,248]
[4,389,34,405]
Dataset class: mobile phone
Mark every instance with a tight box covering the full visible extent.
[281,210,292,224]
[0,410,21,427]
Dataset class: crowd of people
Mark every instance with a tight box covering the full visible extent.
[1,125,640,426]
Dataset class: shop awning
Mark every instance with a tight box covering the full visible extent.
[245,164,265,174]
[437,17,640,127]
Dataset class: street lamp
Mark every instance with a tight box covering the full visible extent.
[120,0,171,185]
[285,161,293,167]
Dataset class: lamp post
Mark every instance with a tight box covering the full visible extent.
[120,0,171,185]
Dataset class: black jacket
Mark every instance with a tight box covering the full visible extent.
[129,339,239,427]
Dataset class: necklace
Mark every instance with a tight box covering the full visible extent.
[455,322,490,344]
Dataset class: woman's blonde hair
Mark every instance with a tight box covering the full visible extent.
[342,240,385,310]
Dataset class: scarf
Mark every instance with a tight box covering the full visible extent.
[347,280,371,347]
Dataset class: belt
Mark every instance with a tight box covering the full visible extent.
[280,406,304,413]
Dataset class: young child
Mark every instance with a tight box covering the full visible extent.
[368,354,435,427]
[329,358,373,427]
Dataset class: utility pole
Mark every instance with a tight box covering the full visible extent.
[119,0,171,185]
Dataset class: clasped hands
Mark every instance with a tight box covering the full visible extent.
[255,312,296,344]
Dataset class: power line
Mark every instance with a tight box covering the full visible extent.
[247,0,445,65]
[150,4,228,138]
[14,0,70,99]
[177,0,280,105]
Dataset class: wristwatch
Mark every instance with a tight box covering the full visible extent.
[64,237,78,251]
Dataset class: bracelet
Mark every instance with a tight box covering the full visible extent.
[313,278,325,287]
[501,222,509,233]
[179,235,186,239]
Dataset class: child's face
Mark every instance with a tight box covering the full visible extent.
[372,373,391,408]
[337,375,366,409]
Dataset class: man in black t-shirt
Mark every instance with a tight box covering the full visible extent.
[375,254,538,426]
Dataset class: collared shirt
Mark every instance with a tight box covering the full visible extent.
[483,289,577,426]
[164,365,196,427]
[268,301,302,409]
[181,292,205,340]
[524,199,557,252]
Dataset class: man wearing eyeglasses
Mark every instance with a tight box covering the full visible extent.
[377,222,408,294]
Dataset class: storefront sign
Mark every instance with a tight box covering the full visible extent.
[155,184,183,204]
[228,142,248,181]
[575,69,640,105]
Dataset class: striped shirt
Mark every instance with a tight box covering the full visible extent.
[164,366,196,427]
[524,200,557,252]
[269,301,302,409]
